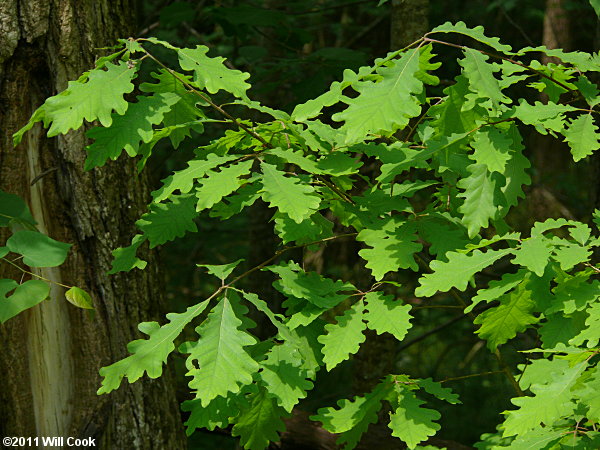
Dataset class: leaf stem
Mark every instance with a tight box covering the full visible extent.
[0,257,72,289]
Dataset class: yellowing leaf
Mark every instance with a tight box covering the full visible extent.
[65,286,94,310]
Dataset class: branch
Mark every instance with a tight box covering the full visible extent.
[422,36,579,95]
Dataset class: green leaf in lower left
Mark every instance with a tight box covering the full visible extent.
[0,279,49,323]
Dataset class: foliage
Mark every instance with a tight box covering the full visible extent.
[0,190,91,322]
[11,21,600,450]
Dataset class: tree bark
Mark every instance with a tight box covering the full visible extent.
[0,1,185,448]
[391,0,429,50]
[529,0,577,222]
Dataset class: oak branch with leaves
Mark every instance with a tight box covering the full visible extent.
[5,22,600,449]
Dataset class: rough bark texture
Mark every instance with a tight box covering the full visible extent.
[390,0,429,50]
[0,1,185,448]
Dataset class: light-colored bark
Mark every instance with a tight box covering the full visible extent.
[0,1,185,448]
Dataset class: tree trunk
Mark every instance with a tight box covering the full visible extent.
[391,0,429,50]
[529,0,577,222]
[0,1,185,448]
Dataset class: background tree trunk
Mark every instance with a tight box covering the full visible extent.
[0,1,185,448]
[391,0,429,50]
[529,0,578,222]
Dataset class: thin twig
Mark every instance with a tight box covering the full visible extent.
[1,257,72,289]
[441,370,504,383]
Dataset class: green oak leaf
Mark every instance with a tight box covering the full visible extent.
[85,93,180,170]
[231,388,287,450]
[416,248,513,297]
[364,291,412,342]
[15,61,137,142]
[98,300,210,394]
[260,162,320,223]
[185,297,259,406]
[563,114,600,161]
[108,234,148,274]
[178,45,251,99]
[318,300,366,371]
[136,194,198,248]
[389,388,441,449]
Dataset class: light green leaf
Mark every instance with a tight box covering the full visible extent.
[15,62,137,142]
[178,45,251,99]
[210,181,262,220]
[182,395,235,434]
[258,344,313,412]
[459,48,509,109]
[152,153,238,202]
[389,388,441,449]
[136,194,198,248]
[291,85,344,122]
[108,234,148,274]
[548,272,600,315]
[311,379,392,448]
[332,48,423,144]
[267,147,319,173]
[318,300,366,371]
[6,230,71,267]
[466,270,526,313]
[269,262,352,309]
[502,361,586,437]
[260,162,320,223]
[364,291,412,341]
[512,100,576,135]
[470,127,512,173]
[458,164,504,238]
[85,93,180,169]
[231,388,287,450]
[195,160,254,211]
[570,301,600,348]
[273,212,333,245]
[501,144,531,209]
[185,297,259,405]
[417,378,461,404]
[563,114,600,161]
[197,259,244,281]
[65,286,93,310]
[0,279,49,323]
[504,428,564,450]
[416,248,514,297]
[575,367,600,422]
[140,69,207,148]
[474,281,539,350]
[357,218,422,280]
[553,243,591,271]
[429,21,513,54]
[512,236,552,276]
[98,300,210,394]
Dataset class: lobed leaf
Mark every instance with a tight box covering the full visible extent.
[98,300,210,394]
